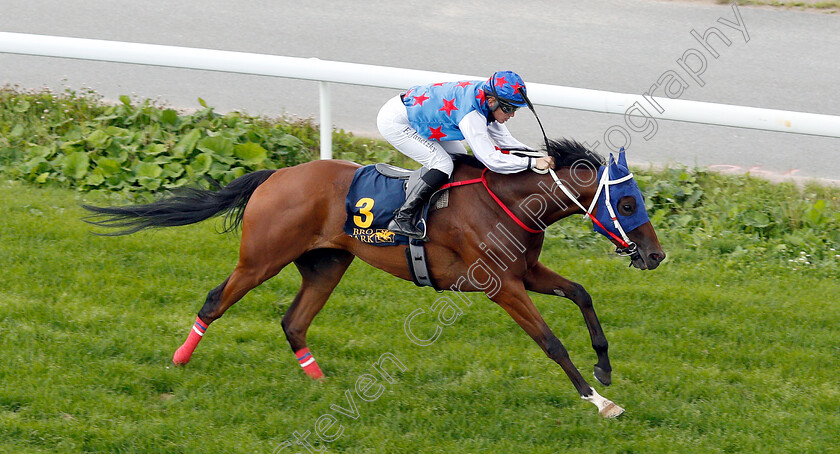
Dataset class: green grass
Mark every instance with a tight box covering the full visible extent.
[1,177,838,453]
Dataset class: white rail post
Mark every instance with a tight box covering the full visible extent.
[319,80,332,160]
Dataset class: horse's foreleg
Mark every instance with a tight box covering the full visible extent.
[492,283,624,417]
[523,261,612,386]
[281,249,354,380]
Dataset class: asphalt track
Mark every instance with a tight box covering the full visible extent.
[1,1,838,181]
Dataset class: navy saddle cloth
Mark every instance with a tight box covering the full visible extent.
[343,165,411,246]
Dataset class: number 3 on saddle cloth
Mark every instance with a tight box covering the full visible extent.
[344,164,421,247]
[344,164,445,290]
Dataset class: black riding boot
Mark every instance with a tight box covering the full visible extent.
[388,169,448,239]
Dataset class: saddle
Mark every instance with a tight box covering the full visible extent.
[373,163,415,179]
[343,164,453,290]
[373,164,451,210]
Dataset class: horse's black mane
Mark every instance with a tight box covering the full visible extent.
[544,138,605,168]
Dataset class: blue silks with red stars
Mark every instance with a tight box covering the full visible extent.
[402,79,490,142]
[402,72,529,142]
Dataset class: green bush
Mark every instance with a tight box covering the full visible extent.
[634,167,840,268]
[0,86,402,196]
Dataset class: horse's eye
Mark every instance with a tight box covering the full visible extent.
[618,196,636,216]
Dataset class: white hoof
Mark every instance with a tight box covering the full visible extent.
[582,388,625,418]
[599,401,625,418]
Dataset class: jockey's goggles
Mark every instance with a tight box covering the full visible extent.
[497,100,519,114]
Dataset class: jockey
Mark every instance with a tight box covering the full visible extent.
[377,70,555,238]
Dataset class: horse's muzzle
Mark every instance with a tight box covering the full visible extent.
[630,250,665,270]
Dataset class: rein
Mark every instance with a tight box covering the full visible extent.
[440,166,637,254]
[514,85,640,259]
[440,168,542,234]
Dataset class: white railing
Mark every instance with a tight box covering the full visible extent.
[1,32,838,160]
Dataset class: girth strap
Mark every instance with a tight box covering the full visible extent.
[405,238,440,291]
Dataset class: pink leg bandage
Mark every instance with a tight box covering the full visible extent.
[172,316,208,365]
[295,347,324,380]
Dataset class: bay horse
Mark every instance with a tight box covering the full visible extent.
[83,139,665,418]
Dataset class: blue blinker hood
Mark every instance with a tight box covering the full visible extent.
[592,150,650,239]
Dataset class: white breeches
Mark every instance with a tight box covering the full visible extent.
[376,95,466,177]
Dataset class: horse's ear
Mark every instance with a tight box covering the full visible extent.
[607,153,618,178]
[618,148,628,168]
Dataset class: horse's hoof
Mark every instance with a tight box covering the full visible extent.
[172,347,192,366]
[305,369,325,380]
[599,402,625,418]
[594,365,612,386]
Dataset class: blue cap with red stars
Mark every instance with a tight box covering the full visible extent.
[485,71,528,107]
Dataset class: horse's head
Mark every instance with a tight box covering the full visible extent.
[591,150,665,270]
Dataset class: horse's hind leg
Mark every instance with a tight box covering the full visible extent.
[281,248,354,380]
[172,238,298,365]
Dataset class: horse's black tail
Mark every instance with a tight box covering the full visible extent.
[82,169,277,236]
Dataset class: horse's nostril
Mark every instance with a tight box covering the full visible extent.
[649,252,665,263]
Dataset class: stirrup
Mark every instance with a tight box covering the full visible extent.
[389,218,427,239]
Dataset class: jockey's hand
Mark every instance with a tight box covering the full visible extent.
[534,156,555,171]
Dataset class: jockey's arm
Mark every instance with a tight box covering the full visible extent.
[459,111,532,174]
[486,121,536,152]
